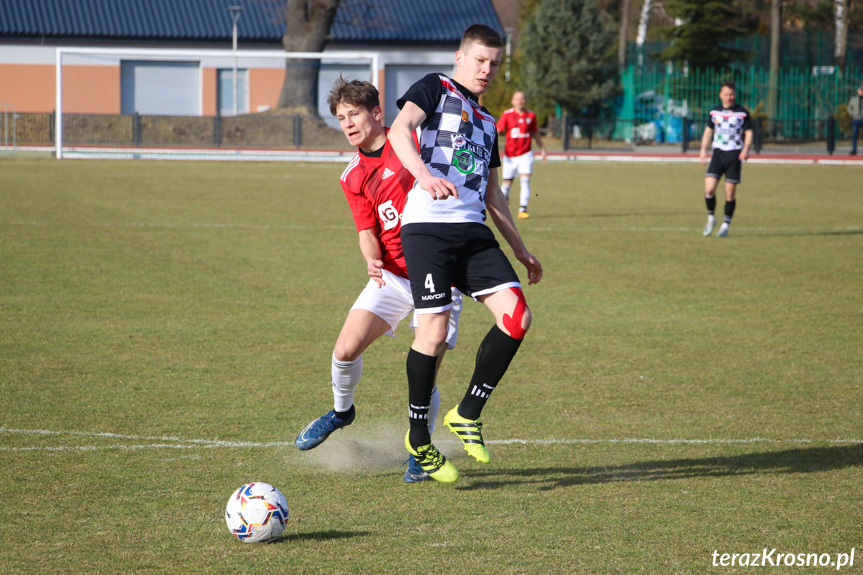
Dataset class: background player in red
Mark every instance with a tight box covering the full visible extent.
[496,91,547,219]
[295,78,462,483]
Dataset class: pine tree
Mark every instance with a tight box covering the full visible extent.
[658,0,756,68]
[520,0,619,117]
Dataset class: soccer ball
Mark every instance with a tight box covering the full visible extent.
[225,482,289,543]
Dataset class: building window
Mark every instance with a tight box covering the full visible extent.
[218,69,248,116]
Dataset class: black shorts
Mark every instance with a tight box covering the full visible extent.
[400,222,521,312]
[706,148,743,184]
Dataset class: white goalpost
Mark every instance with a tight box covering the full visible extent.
[55,47,380,160]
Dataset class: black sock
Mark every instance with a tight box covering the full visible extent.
[334,405,354,420]
[458,325,523,420]
[724,199,736,223]
[705,196,716,215]
[406,348,438,449]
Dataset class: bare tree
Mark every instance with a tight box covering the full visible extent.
[834,0,855,69]
[265,0,342,112]
[619,0,633,68]
[768,0,781,122]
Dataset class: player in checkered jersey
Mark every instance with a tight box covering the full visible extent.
[388,25,543,483]
[295,78,463,484]
[699,81,753,237]
[496,91,547,219]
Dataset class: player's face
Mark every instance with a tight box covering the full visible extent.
[455,42,502,95]
[512,92,526,112]
[335,103,384,150]
[719,87,736,109]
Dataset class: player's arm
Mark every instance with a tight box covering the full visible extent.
[388,102,458,200]
[740,129,753,162]
[357,228,386,288]
[495,114,506,135]
[532,130,548,163]
[485,168,543,285]
[699,126,713,165]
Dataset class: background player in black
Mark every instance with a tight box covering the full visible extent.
[699,81,753,238]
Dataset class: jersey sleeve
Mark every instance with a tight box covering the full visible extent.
[340,178,377,234]
[495,111,509,133]
[397,73,443,123]
[707,109,716,131]
[528,111,538,134]
[741,107,753,131]
[490,132,501,169]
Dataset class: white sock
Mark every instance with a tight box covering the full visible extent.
[428,385,440,436]
[519,176,531,210]
[501,182,511,202]
[331,353,362,413]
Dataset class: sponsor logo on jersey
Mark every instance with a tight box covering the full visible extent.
[452,149,476,174]
[450,133,489,175]
[421,292,447,301]
[381,167,395,180]
[377,199,401,231]
[461,110,469,122]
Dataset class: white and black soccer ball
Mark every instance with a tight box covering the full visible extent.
[225,482,289,543]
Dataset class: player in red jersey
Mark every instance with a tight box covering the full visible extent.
[496,91,547,219]
[295,78,462,483]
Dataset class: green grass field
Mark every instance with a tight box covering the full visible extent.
[1,158,861,574]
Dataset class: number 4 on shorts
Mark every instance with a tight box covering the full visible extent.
[425,273,435,293]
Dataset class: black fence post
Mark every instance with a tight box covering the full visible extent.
[754,117,763,154]
[49,110,55,146]
[682,118,691,153]
[827,117,835,155]
[293,115,302,149]
[562,115,570,151]
[214,114,222,148]
[133,112,141,147]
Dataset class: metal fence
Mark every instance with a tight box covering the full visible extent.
[560,116,859,155]
[629,31,863,75]
[6,76,862,156]
[622,65,863,127]
[6,112,353,151]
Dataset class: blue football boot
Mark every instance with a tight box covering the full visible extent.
[295,409,355,451]
[402,454,432,483]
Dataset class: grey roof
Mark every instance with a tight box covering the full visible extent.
[0,0,504,44]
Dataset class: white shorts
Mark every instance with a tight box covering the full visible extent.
[350,269,461,349]
[502,151,535,180]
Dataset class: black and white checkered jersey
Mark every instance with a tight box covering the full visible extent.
[396,73,501,225]
[708,104,752,151]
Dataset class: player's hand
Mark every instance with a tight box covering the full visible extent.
[699,152,708,166]
[739,149,750,162]
[517,252,543,285]
[419,174,459,200]
[540,149,548,163]
[367,259,385,288]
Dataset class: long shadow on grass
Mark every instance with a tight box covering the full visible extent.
[278,530,370,543]
[540,211,694,220]
[746,229,863,238]
[457,444,863,491]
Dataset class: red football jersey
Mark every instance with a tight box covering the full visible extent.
[496,108,538,158]
[339,131,417,279]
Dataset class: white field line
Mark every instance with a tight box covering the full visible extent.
[4,221,354,231]
[4,221,862,236]
[0,427,860,452]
